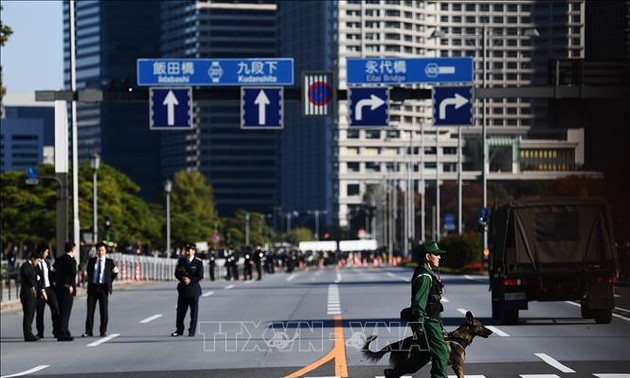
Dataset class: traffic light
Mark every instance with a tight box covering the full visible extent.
[323,232,331,239]
[104,216,111,231]
[477,207,489,233]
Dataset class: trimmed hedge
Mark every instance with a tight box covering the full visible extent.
[412,233,482,269]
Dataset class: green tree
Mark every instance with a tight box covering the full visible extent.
[0,165,57,248]
[170,171,219,246]
[0,5,13,99]
[222,210,272,248]
[285,227,314,246]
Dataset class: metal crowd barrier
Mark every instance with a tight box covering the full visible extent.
[108,253,227,281]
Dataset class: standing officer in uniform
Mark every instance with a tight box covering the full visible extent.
[385,241,449,378]
[54,242,77,341]
[208,250,216,281]
[171,244,203,337]
[254,247,264,280]
[20,252,42,341]
[243,249,253,280]
[82,242,119,337]
[35,244,60,339]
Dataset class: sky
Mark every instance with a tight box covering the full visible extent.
[1,0,63,92]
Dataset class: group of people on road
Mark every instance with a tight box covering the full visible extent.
[19,241,118,342]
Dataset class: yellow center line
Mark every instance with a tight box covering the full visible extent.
[283,315,348,378]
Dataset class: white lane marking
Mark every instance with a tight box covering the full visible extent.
[564,301,630,322]
[520,375,562,378]
[139,314,162,324]
[449,376,487,378]
[287,273,298,281]
[593,374,630,378]
[534,353,575,373]
[376,376,413,378]
[225,284,234,290]
[327,284,341,315]
[464,275,486,281]
[486,326,510,337]
[387,272,409,282]
[1,365,50,378]
[441,297,450,303]
[202,291,215,297]
[335,272,342,283]
[87,333,120,347]
[245,280,254,284]
[456,308,468,315]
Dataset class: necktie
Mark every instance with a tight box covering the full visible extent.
[95,259,102,284]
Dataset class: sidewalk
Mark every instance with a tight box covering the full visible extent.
[1,280,152,314]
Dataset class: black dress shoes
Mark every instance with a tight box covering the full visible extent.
[57,336,74,341]
[100,333,107,337]
[188,332,195,337]
[171,331,183,337]
[36,333,44,339]
[82,332,93,338]
[24,335,39,342]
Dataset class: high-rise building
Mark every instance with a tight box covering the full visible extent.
[278,0,590,238]
[63,1,162,199]
[159,0,280,216]
[1,92,55,172]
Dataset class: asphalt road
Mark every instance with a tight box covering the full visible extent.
[1,266,629,378]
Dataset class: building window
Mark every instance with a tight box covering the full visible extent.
[347,129,360,139]
[347,184,360,196]
[366,162,381,172]
[365,130,381,139]
[347,162,360,172]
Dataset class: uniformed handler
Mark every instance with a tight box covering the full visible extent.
[386,241,449,378]
[171,244,204,337]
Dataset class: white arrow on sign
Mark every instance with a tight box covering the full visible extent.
[254,90,270,125]
[355,94,385,121]
[439,93,468,120]
[162,90,179,126]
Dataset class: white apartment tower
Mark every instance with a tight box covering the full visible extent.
[279,1,585,239]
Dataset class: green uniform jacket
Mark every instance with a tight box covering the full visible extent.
[411,261,439,324]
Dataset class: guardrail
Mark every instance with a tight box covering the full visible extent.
[108,253,227,281]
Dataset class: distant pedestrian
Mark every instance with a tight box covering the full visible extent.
[171,244,203,337]
[82,242,118,337]
[35,244,60,339]
[208,251,216,281]
[20,252,42,341]
[54,241,78,341]
[243,250,253,280]
[254,247,264,280]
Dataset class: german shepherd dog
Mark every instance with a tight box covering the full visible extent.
[362,311,493,378]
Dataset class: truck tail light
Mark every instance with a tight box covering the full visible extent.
[504,278,522,286]
[597,276,616,284]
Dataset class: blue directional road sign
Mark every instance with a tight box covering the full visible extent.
[347,57,473,85]
[25,167,39,185]
[433,86,473,126]
[241,87,283,129]
[444,213,456,231]
[150,87,193,130]
[137,58,294,86]
[348,87,389,127]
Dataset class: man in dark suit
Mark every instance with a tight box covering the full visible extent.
[171,244,203,337]
[20,252,42,341]
[54,241,77,341]
[35,244,60,339]
[82,242,118,337]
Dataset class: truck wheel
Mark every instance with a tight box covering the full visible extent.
[593,309,612,324]
[501,308,519,325]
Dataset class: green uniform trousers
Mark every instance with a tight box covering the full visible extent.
[390,319,449,378]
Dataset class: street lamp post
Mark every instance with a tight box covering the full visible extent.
[164,180,172,256]
[429,29,445,241]
[90,153,100,244]
[307,210,327,240]
[245,212,250,247]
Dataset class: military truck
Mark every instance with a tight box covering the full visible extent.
[488,198,617,324]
